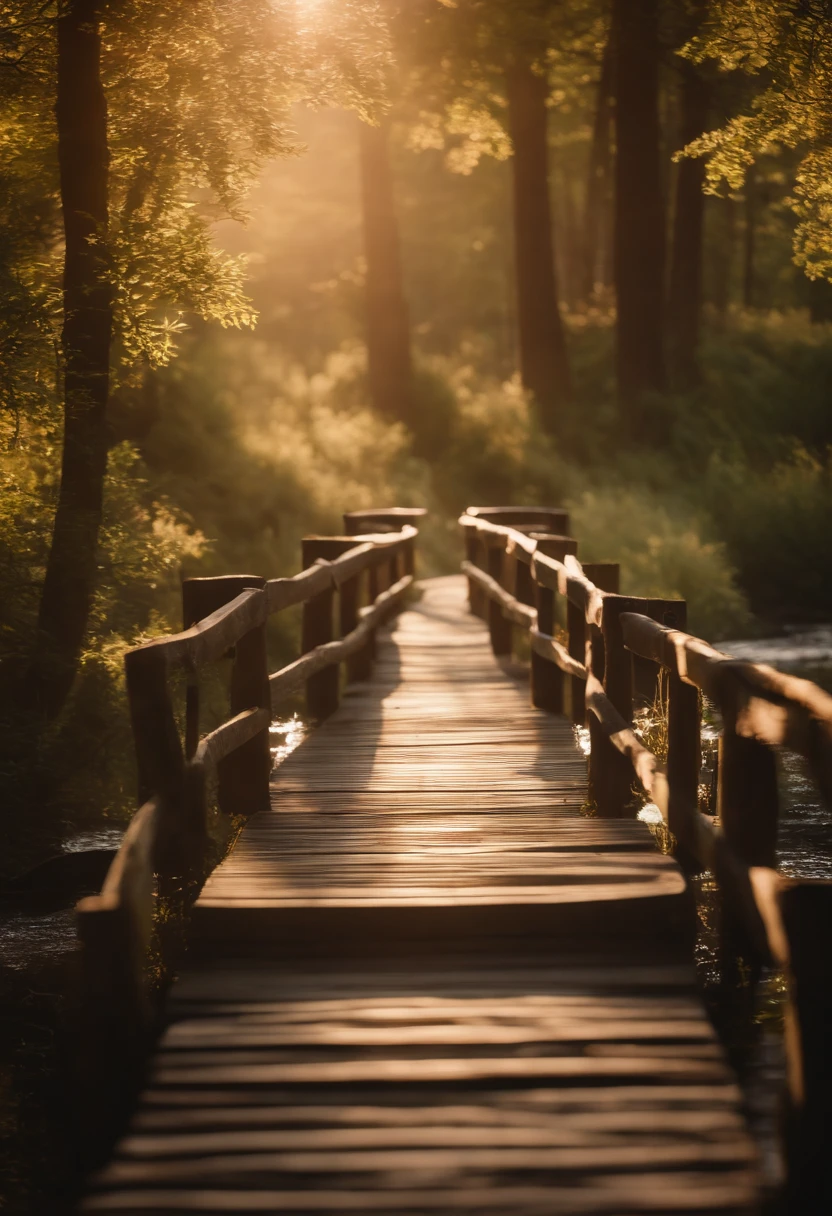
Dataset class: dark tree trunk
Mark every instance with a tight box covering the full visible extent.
[506,55,571,433]
[743,162,756,308]
[611,0,666,431]
[357,118,412,426]
[582,43,613,301]
[32,0,112,719]
[712,194,736,316]
[667,59,710,388]
[560,169,583,310]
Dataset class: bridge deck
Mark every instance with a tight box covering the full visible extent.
[85,577,758,1213]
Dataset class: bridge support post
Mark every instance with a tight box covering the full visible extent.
[532,584,562,712]
[529,535,577,713]
[341,569,369,682]
[781,882,832,1208]
[125,645,190,868]
[465,528,486,618]
[182,575,271,819]
[567,600,587,724]
[665,658,700,875]
[302,539,340,720]
[716,685,780,969]
[632,598,687,710]
[590,594,649,816]
[717,693,779,871]
[575,564,620,729]
[486,543,512,656]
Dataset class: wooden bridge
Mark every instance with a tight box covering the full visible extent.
[75,508,830,1214]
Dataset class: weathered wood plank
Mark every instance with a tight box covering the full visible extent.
[83,575,757,1215]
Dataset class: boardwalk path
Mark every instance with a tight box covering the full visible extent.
[85,577,758,1214]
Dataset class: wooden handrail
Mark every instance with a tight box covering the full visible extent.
[77,508,421,1058]
[620,613,832,791]
[192,707,272,771]
[122,520,419,837]
[266,527,416,612]
[270,573,413,705]
[459,501,832,1156]
[128,588,266,671]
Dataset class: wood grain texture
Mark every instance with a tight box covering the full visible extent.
[83,576,757,1214]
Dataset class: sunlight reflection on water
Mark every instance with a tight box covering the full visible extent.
[573,725,591,756]
[0,909,77,971]
[61,828,124,854]
[269,714,307,767]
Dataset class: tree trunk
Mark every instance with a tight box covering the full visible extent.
[743,162,756,308]
[32,0,112,720]
[357,118,412,426]
[506,55,571,433]
[667,59,710,388]
[582,43,613,301]
[711,194,736,316]
[611,0,666,432]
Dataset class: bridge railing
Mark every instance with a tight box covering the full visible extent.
[75,507,423,1091]
[460,504,831,1171]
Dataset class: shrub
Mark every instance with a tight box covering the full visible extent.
[703,446,832,623]
[568,485,751,641]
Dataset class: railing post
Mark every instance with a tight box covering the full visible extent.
[514,553,534,609]
[473,533,488,618]
[666,662,701,872]
[781,882,832,1208]
[301,539,339,720]
[486,541,512,656]
[717,682,779,871]
[567,599,587,724]
[182,575,271,819]
[632,599,687,709]
[464,525,483,617]
[340,566,369,683]
[124,646,189,869]
[532,582,562,712]
[367,559,380,660]
[403,532,415,577]
[573,563,619,726]
[590,594,649,817]
[529,535,578,713]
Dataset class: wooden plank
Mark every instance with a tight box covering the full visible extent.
[83,575,758,1216]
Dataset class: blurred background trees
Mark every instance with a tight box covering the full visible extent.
[4,0,832,859]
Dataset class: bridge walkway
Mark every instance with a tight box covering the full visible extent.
[84,576,758,1214]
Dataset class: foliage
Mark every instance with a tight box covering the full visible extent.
[685,0,832,280]
[397,0,605,174]
[0,416,206,865]
[0,0,396,857]
[704,445,832,623]
[568,484,751,641]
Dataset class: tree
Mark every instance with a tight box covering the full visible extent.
[10,0,389,719]
[506,51,571,429]
[32,0,111,719]
[611,0,666,428]
[396,0,586,435]
[686,2,832,285]
[742,161,756,309]
[667,41,710,387]
[358,116,413,424]
[581,40,613,301]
